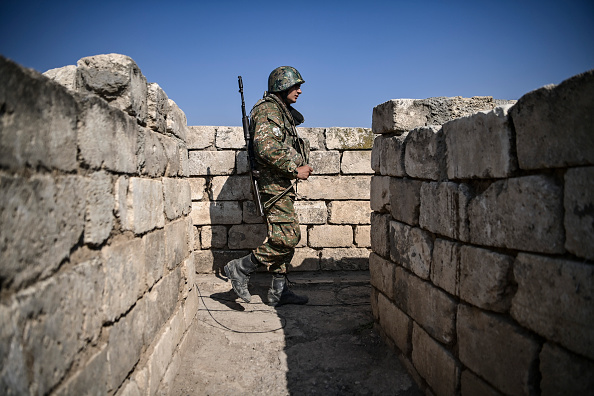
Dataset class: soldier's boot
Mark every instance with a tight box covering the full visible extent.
[224,254,259,303]
[267,273,309,307]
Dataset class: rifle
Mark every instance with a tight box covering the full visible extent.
[238,76,265,218]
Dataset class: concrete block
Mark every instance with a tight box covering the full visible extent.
[378,293,411,355]
[144,229,165,289]
[389,177,422,226]
[163,178,191,220]
[460,370,501,396]
[309,150,340,174]
[242,201,265,224]
[329,201,371,224]
[458,304,540,396]
[139,127,167,177]
[297,127,325,151]
[117,177,165,235]
[370,176,391,213]
[188,150,235,176]
[297,176,371,200]
[468,175,564,253]
[371,213,391,258]
[76,53,148,124]
[320,248,370,270]
[294,201,327,224]
[310,225,353,248]
[189,177,206,201]
[404,126,443,180]
[190,201,242,225]
[510,70,594,169]
[0,56,78,171]
[43,64,77,91]
[412,323,459,396]
[369,252,395,299]
[420,181,471,241]
[290,248,321,271]
[379,134,407,176]
[540,343,594,396]
[459,245,514,312]
[511,253,594,359]
[431,239,461,297]
[201,225,228,249]
[394,267,457,344]
[83,171,114,245]
[210,176,252,201]
[355,225,371,248]
[389,221,433,280]
[326,127,374,149]
[187,126,215,149]
[564,166,594,259]
[341,151,374,174]
[146,82,169,133]
[215,126,245,149]
[228,224,267,249]
[166,98,188,142]
[165,218,189,270]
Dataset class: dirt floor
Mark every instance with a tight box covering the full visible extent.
[166,271,421,396]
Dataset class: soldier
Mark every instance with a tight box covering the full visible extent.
[224,66,313,306]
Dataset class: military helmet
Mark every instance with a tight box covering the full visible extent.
[268,66,305,93]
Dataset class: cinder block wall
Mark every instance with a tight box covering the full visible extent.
[370,72,594,395]
[0,54,198,395]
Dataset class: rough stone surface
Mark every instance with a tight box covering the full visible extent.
[190,201,242,225]
[166,98,188,142]
[187,126,216,149]
[146,82,169,133]
[310,225,353,248]
[564,166,594,259]
[210,176,251,201]
[228,224,267,249]
[118,177,165,235]
[188,177,206,201]
[539,343,594,396]
[320,248,370,270]
[163,178,192,220]
[309,150,340,174]
[404,126,443,180]
[430,239,461,297]
[370,176,391,213]
[511,253,594,359]
[144,229,165,289]
[379,134,407,176]
[326,127,374,149]
[297,176,371,200]
[294,201,327,224]
[378,293,411,355]
[165,218,189,270]
[296,127,325,151]
[389,177,422,226]
[43,64,77,91]
[355,225,371,247]
[200,225,228,249]
[290,248,321,271]
[139,128,167,177]
[329,201,371,224]
[369,252,395,299]
[389,221,433,280]
[215,126,245,149]
[188,150,235,176]
[54,347,108,396]
[156,134,183,177]
[341,151,374,174]
[420,181,471,241]
[460,370,502,396]
[242,201,265,224]
[371,213,391,258]
[84,171,114,245]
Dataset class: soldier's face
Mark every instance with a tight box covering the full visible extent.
[285,84,302,104]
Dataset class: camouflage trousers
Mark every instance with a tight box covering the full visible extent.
[252,193,300,274]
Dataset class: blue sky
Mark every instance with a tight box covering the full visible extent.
[1,0,593,128]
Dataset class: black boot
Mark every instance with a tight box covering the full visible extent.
[224,254,259,303]
[267,274,309,307]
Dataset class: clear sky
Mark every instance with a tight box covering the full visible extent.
[1,0,593,128]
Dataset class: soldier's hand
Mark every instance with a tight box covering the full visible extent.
[296,165,313,180]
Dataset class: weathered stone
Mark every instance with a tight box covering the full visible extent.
[355,225,371,248]
[117,177,165,235]
[420,181,471,241]
[201,225,228,249]
[190,201,242,225]
[309,151,340,174]
[215,126,245,149]
[188,177,206,201]
[194,249,250,273]
[295,201,327,224]
[142,268,181,346]
[371,213,391,258]
[297,176,371,200]
[54,347,108,396]
[166,98,188,142]
[460,370,502,396]
[187,126,216,149]
[143,229,165,289]
[468,175,564,253]
[412,323,459,396]
[297,225,308,248]
[310,225,353,248]
[210,176,252,201]
[297,127,325,151]
[540,343,594,396]
[389,221,433,280]
[371,135,381,172]
[329,201,371,224]
[320,248,370,270]
[389,177,422,226]
[84,171,114,245]
[163,178,191,220]
[404,126,443,180]
[156,134,182,177]
[378,293,411,355]
[188,150,235,176]
[394,267,456,344]
[228,224,267,249]
[341,151,374,174]
[459,245,514,312]
[369,252,395,299]
[370,176,391,213]
[430,239,461,297]
[139,128,167,177]
[290,248,321,271]
[76,53,148,124]
[43,64,77,91]
[458,304,540,396]
[165,218,189,270]
[146,83,169,133]
[242,201,265,224]
[564,166,594,259]
[511,253,594,359]
[379,134,407,176]
[235,150,249,174]
[510,70,594,169]
[326,127,374,149]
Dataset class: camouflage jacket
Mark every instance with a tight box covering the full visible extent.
[250,93,309,195]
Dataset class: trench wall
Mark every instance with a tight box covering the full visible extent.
[369,72,594,395]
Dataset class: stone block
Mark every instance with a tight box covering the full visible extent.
[295,201,327,224]
[420,181,471,241]
[144,229,165,289]
[188,150,235,176]
[297,225,308,248]
[297,127,325,151]
[389,221,433,280]
[215,126,245,149]
[83,171,114,245]
[371,135,381,172]
[412,323,459,396]
[511,253,594,359]
[458,304,540,396]
[394,267,457,344]
[146,82,169,133]
[369,252,395,299]
[147,321,177,396]
[165,218,189,270]
[297,176,371,200]
[370,175,391,213]
[43,64,77,91]
[194,249,250,273]
[54,347,108,396]
[341,151,374,174]
[564,166,594,259]
[378,293,411,355]
[460,370,501,396]
[242,201,265,224]
[0,174,85,290]
[446,105,517,179]
[326,127,374,149]
[76,53,148,124]
[404,126,443,180]
[510,70,594,169]
[329,201,371,224]
[540,343,594,396]
[166,98,188,142]
[379,134,407,176]
[290,248,321,271]
[187,126,215,151]
[0,56,78,171]
[201,225,228,249]
[163,178,191,220]
[389,177,422,226]
[430,239,461,297]
[355,225,371,247]
[190,201,242,225]
[310,225,353,248]
[468,175,564,253]
[142,268,181,347]
[320,248,370,270]
[139,128,167,177]
[309,151,340,174]
[189,177,206,201]
[228,224,267,249]
[236,150,249,174]
[459,246,513,312]
[117,177,165,235]
[370,213,391,258]
[210,176,252,201]
[156,134,182,176]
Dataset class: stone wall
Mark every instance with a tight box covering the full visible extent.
[370,72,594,395]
